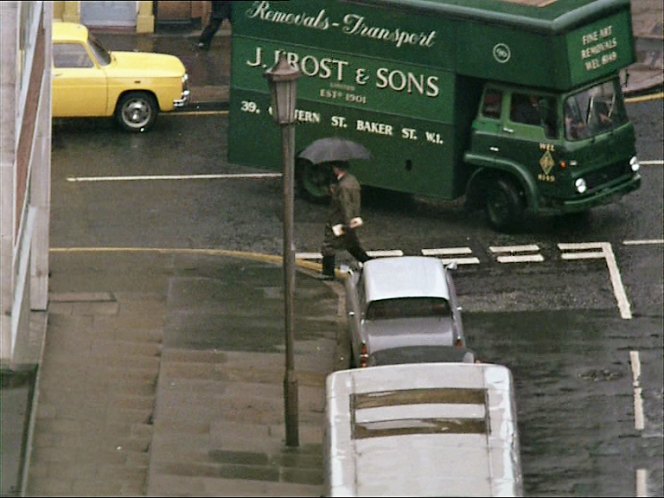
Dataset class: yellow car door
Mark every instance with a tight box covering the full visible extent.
[52,42,108,117]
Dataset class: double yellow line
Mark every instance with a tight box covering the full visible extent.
[626,91,664,104]
[49,246,324,273]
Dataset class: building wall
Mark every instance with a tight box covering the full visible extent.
[51,1,209,33]
[0,1,52,366]
[51,1,210,33]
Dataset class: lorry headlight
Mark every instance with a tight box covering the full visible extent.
[630,156,640,172]
[575,178,587,193]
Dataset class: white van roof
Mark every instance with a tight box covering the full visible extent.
[325,363,522,497]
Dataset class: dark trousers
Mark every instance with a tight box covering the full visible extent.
[321,226,371,276]
[199,18,224,46]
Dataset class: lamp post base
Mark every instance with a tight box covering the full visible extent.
[284,370,299,447]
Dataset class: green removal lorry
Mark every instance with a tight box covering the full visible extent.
[228,0,641,231]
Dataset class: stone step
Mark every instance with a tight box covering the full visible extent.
[147,473,322,497]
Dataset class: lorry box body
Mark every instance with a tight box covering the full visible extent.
[324,362,522,496]
[228,0,641,231]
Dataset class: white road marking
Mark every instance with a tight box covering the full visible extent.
[561,251,606,259]
[490,244,541,253]
[623,239,664,245]
[66,173,282,182]
[439,257,481,265]
[422,247,473,255]
[558,242,632,319]
[490,244,544,263]
[630,351,645,431]
[421,247,480,265]
[639,160,663,165]
[367,250,404,257]
[495,254,545,263]
[636,468,648,497]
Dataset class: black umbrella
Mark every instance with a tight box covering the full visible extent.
[298,137,373,164]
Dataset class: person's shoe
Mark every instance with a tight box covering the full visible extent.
[317,273,335,281]
[197,42,209,50]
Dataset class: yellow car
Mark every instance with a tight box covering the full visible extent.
[52,22,189,132]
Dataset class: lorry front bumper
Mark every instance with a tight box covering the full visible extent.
[540,173,641,214]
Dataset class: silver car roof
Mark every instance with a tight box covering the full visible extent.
[363,256,450,303]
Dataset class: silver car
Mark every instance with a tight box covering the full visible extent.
[344,256,467,368]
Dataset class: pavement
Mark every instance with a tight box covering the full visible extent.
[22,250,348,497]
[1,5,662,497]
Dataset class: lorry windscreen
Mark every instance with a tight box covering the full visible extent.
[564,80,628,141]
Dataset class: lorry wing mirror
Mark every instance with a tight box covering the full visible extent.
[620,68,630,88]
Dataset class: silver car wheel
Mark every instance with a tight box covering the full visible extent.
[122,98,151,127]
[116,92,158,132]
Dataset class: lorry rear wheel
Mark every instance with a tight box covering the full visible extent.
[485,178,524,232]
[297,160,331,203]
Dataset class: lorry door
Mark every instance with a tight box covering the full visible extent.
[502,91,559,192]
[470,87,504,161]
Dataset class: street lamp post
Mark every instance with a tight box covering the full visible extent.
[264,52,301,447]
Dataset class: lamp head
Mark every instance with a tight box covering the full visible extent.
[264,52,301,125]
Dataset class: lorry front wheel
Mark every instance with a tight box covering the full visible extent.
[297,160,331,203]
[116,92,158,132]
[485,177,524,232]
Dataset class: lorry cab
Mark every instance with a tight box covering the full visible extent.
[468,74,640,230]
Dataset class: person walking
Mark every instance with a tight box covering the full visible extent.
[197,1,231,50]
[320,162,371,280]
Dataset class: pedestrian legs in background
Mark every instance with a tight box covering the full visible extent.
[197,1,232,50]
[197,18,222,49]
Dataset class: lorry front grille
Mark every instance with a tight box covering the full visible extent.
[585,162,630,190]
